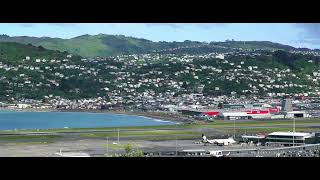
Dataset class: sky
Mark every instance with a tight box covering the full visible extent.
[0,23,320,49]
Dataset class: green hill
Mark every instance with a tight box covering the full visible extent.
[0,34,304,58]
[0,42,320,100]
[211,41,296,51]
[1,34,198,57]
[0,42,80,63]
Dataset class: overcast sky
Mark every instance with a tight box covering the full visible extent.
[0,23,320,49]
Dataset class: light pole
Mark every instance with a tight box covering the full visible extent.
[233,119,236,138]
[117,128,120,144]
[293,118,295,147]
[175,136,178,157]
[107,136,109,156]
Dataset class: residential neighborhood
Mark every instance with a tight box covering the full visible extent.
[1,48,320,115]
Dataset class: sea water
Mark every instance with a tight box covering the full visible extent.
[0,111,176,130]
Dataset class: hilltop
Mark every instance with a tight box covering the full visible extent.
[0,42,81,63]
[0,34,202,57]
[1,40,320,102]
[0,34,315,57]
[211,41,296,51]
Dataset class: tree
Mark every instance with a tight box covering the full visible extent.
[38,45,45,51]
[122,144,144,157]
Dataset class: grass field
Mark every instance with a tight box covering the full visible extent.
[1,119,320,142]
[81,130,200,138]
[102,143,140,150]
[11,141,53,145]
[8,118,320,133]
[72,119,320,140]
[0,135,63,142]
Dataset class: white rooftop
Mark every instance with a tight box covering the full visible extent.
[286,111,307,114]
[242,135,266,139]
[182,149,206,152]
[268,132,313,137]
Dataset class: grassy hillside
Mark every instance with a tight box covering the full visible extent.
[38,35,204,57]
[0,34,309,58]
[38,35,110,57]
[0,34,168,57]
[0,42,74,62]
[212,41,295,51]
[0,42,320,100]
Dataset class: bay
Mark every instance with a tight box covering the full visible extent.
[0,111,176,130]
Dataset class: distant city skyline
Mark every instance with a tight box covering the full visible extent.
[0,23,320,49]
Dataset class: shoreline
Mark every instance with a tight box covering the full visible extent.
[0,108,195,125]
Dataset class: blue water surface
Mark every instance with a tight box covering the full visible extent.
[0,111,176,130]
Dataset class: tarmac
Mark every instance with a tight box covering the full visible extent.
[0,118,320,157]
[0,137,256,157]
[1,136,309,157]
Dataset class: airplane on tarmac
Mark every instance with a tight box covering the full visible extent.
[197,134,237,146]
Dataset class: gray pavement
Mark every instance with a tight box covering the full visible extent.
[1,137,320,157]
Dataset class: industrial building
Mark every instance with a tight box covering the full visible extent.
[238,132,320,147]
[282,98,293,112]
[178,99,310,120]
[265,132,315,146]
[279,98,311,118]
[218,109,274,120]
[285,111,310,118]
[240,135,267,144]
[219,111,252,120]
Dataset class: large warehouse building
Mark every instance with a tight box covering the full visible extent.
[285,111,311,118]
[240,132,320,146]
[178,100,310,120]
[218,109,274,120]
[265,132,316,146]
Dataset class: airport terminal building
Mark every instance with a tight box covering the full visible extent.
[239,132,320,146]
[265,132,316,146]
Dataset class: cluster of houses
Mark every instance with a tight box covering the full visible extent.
[1,51,318,99]
[1,48,320,115]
